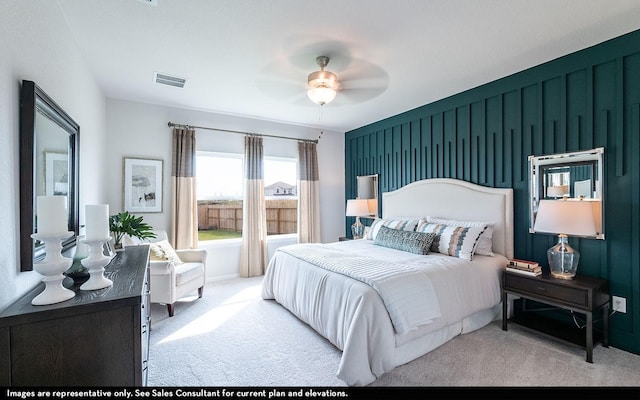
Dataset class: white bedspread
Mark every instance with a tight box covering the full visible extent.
[261,239,507,386]
[277,243,441,334]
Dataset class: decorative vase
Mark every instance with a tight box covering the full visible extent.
[31,232,76,306]
[80,238,114,291]
[64,259,90,284]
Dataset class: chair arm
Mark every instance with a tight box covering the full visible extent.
[175,249,207,264]
[149,260,174,276]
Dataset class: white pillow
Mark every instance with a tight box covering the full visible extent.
[366,217,420,240]
[426,217,495,256]
[416,221,487,261]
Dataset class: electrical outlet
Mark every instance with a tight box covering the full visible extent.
[612,296,627,313]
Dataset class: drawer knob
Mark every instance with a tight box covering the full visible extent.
[536,286,547,292]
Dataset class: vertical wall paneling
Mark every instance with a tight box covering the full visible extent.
[410,120,421,183]
[585,66,594,150]
[485,96,498,186]
[345,29,640,354]
[559,74,567,152]
[421,117,431,179]
[458,106,470,181]
[479,100,487,184]
[616,58,625,177]
[631,103,640,341]
[444,110,454,179]
[401,123,410,188]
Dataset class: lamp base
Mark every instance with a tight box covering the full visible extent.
[351,217,364,240]
[548,234,579,280]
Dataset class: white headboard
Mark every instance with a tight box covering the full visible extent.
[382,178,514,259]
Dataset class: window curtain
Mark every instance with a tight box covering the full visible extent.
[170,127,198,249]
[240,135,267,277]
[297,141,321,243]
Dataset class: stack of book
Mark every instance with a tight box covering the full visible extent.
[506,258,542,276]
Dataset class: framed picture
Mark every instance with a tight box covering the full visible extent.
[123,157,163,213]
[45,151,69,196]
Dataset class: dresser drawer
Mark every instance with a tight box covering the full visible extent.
[504,273,588,308]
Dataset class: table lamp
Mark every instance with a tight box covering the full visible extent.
[346,199,370,239]
[533,199,598,279]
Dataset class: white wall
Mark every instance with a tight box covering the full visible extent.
[105,99,345,280]
[0,1,106,309]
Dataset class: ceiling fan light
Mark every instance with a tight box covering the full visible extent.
[307,86,337,105]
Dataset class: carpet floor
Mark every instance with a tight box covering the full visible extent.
[147,276,640,387]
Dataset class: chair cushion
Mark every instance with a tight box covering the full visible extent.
[175,262,204,286]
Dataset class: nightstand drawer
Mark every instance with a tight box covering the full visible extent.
[504,273,588,307]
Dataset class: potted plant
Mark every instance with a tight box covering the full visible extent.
[109,211,156,250]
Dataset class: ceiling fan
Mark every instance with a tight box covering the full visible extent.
[306,56,339,105]
[256,47,389,107]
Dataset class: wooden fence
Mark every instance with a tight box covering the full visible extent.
[198,199,297,235]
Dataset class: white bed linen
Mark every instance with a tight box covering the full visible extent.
[261,239,508,386]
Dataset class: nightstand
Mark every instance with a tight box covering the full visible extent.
[338,236,353,241]
[502,270,609,363]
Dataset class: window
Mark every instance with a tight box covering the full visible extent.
[196,152,297,241]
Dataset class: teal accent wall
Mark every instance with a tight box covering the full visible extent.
[345,29,640,354]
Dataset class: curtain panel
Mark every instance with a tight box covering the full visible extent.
[170,128,198,249]
[240,135,267,277]
[297,141,321,243]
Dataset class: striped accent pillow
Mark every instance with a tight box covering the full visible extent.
[366,217,420,240]
[373,225,437,255]
[416,221,487,261]
[426,217,494,256]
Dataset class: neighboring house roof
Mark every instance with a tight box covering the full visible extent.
[265,181,295,190]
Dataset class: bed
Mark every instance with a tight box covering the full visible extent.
[261,178,514,386]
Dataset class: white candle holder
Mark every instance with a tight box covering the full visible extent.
[80,238,114,291]
[31,232,76,306]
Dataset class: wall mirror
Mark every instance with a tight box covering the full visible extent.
[356,174,379,218]
[20,80,79,271]
[529,147,604,239]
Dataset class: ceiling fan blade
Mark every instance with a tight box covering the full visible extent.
[333,87,386,105]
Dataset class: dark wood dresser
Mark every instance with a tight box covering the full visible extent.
[0,245,150,386]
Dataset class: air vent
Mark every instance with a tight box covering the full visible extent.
[154,72,186,88]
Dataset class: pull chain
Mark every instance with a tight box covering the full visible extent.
[318,104,324,141]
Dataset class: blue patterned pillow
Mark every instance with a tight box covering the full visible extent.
[373,225,437,255]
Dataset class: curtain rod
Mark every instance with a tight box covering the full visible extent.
[168,122,319,144]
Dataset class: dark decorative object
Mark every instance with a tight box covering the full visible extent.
[64,259,89,283]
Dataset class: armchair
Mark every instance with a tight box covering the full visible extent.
[140,231,207,317]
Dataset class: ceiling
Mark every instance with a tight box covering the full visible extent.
[57,0,640,133]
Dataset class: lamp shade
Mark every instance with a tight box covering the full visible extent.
[534,199,597,237]
[546,185,569,198]
[346,199,370,217]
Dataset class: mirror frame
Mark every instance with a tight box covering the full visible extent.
[356,174,379,218]
[19,80,80,271]
[528,147,604,240]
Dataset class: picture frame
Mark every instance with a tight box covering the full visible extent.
[123,157,163,213]
[45,151,69,196]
